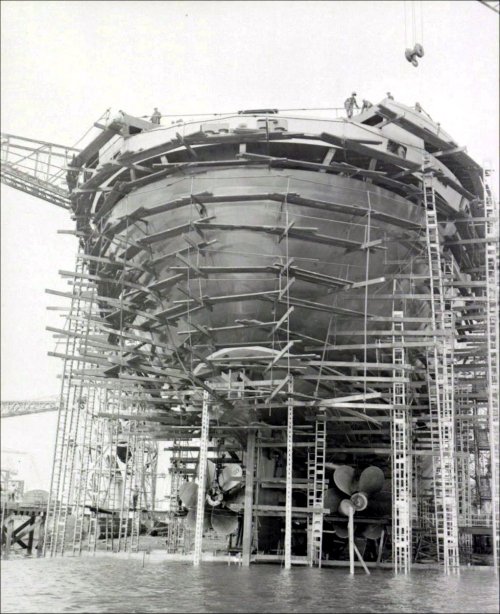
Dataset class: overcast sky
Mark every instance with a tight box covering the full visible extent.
[1,0,498,487]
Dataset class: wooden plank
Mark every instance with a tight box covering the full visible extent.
[305,360,415,370]
[265,341,295,373]
[175,253,208,278]
[300,375,409,384]
[242,431,256,567]
[322,392,382,404]
[305,341,437,351]
[281,296,369,318]
[151,240,217,268]
[194,220,369,251]
[326,329,445,337]
[138,216,215,246]
[320,131,421,171]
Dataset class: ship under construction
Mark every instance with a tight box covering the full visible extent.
[1,97,498,574]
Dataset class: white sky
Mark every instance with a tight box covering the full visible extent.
[1,0,499,487]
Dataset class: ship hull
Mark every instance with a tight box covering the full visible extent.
[105,167,425,357]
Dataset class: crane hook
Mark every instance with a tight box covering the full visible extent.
[405,43,424,67]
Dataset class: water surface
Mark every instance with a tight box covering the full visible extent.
[1,557,498,613]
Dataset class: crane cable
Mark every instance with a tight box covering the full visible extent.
[412,1,416,46]
[403,1,425,67]
[420,0,424,47]
[404,0,424,48]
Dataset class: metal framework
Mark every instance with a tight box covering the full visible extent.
[42,235,158,557]
[0,133,77,208]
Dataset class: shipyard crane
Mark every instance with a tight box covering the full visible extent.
[1,135,76,419]
[0,107,113,208]
[0,398,59,419]
[0,133,77,208]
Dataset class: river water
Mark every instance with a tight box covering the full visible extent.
[1,557,498,613]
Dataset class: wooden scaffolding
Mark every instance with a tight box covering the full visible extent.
[2,108,497,572]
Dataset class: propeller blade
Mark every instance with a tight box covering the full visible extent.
[218,464,243,492]
[358,466,384,495]
[206,459,216,490]
[179,482,198,508]
[333,523,348,539]
[210,507,239,535]
[334,465,356,495]
[362,524,383,540]
[324,488,342,514]
[225,488,245,513]
[185,508,211,532]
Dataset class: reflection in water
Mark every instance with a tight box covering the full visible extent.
[1,558,498,613]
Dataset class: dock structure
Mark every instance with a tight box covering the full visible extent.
[1,99,498,573]
[1,499,47,559]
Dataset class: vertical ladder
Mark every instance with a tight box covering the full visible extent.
[307,448,315,564]
[483,166,499,572]
[455,390,473,527]
[284,377,294,570]
[309,415,326,567]
[193,390,209,566]
[71,386,98,555]
[70,252,109,555]
[87,515,99,552]
[128,425,145,553]
[280,188,295,571]
[392,310,412,574]
[167,441,186,554]
[117,425,138,552]
[103,415,120,552]
[423,170,460,573]
[455,391,473,565]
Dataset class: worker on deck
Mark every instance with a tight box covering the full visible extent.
[415,102,422,113]
[344,92,359,118]
[386,92,394,100]
[361,99,373,112]
[150,107,162,124]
